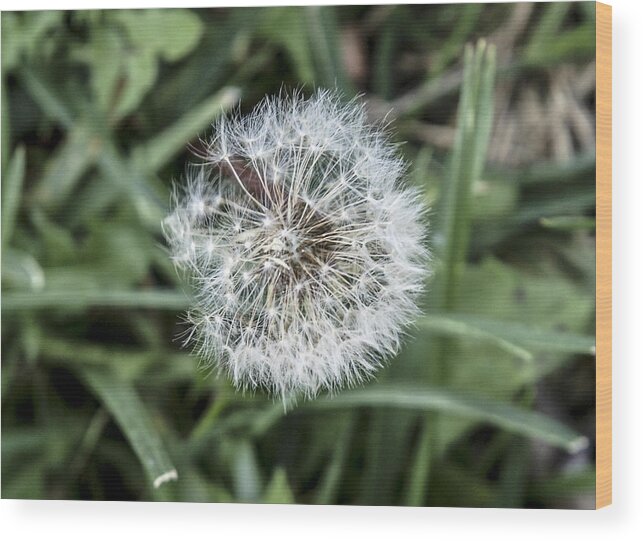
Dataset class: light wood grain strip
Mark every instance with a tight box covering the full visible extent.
[595,1,612,510]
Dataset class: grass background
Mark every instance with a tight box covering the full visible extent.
[1,2,597,508]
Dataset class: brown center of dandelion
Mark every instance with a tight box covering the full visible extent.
[221,156,343,283]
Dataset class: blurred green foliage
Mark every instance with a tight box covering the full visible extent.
[2,3,596,507]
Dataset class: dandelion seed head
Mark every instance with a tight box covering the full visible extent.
[163,89,429,398]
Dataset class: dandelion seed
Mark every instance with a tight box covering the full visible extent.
[163,89,429,398]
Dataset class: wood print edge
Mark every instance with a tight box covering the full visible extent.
[595,0,612,510]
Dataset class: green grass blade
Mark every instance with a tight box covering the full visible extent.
[492,436,529,508]
[403,422,432,506]
[412,40,498,505]
[524,3,594,67]
[373,9,397,99]
[489,152,595,185]
[38,335,194,386]
[2,288,189,312]
[152,9,257,118]
[514,185,596,225]
[306,6,352,94]
[18,67,74,128]
[1,145,26,248]
[472,43,496,176]
[523,2,570,62]
[314,413,354,505]
[2,78,11,169]
[437,40,496,310]
[96,139,166,226]
[357,410,415,505]
[82,368,178,489]
[418,313,595,359]
[310,385,588,453]
[263,468,295,504]
[430,3,483,76]
[540,215,596,231]
[454,315,595,355]
[525,23,595,66]
[232,440,262,503]
[1,248,45,291]
[419,314,533,362]
[133,86,241,174]
[527,468,596,504]
[33,123,102,209]
[259,7,315,85]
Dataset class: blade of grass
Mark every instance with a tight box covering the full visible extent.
[2,288,189,312]
[373,8,397,99]
[411,40,498,507]
[96,140,166,227]
[580,2,597,22]
[523,3,595,66]
[309,385,587,453]
[133,86,241,173]
[50,408,110,499]
[1,248,45,291]
[488,151,595,185]
[453,314,595,355]
[306,6,353,94]
[403,421,432,506]
[2,78,11,169]
[151,8,257,117]
[1,145,25,248]
[492,436,530,507]
[390,64,464,118]
[527,468,596,503]
[314,413,354,505]
[67,174,124,229]
[358,410,415,505]
[232,440,262,503]
[526,23,596,67]
[430,3,483,76]
[523,2,571,62]
[436,40,496,310]
[189,398,294,459]
[418,313,595,358]
[82,368,178,489]
[38,335,195,389]
[260,7,315,84]
[18,67,74,128]
[33,122,102,209]
[188,392,231,444]
[263,468,295,504]
[540,215,596,231]
[515,186,596,224]
[419,314,533,362]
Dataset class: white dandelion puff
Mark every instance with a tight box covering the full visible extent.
[163,89,429,398]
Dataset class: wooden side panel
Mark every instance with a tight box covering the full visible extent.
[595,1,612,510]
